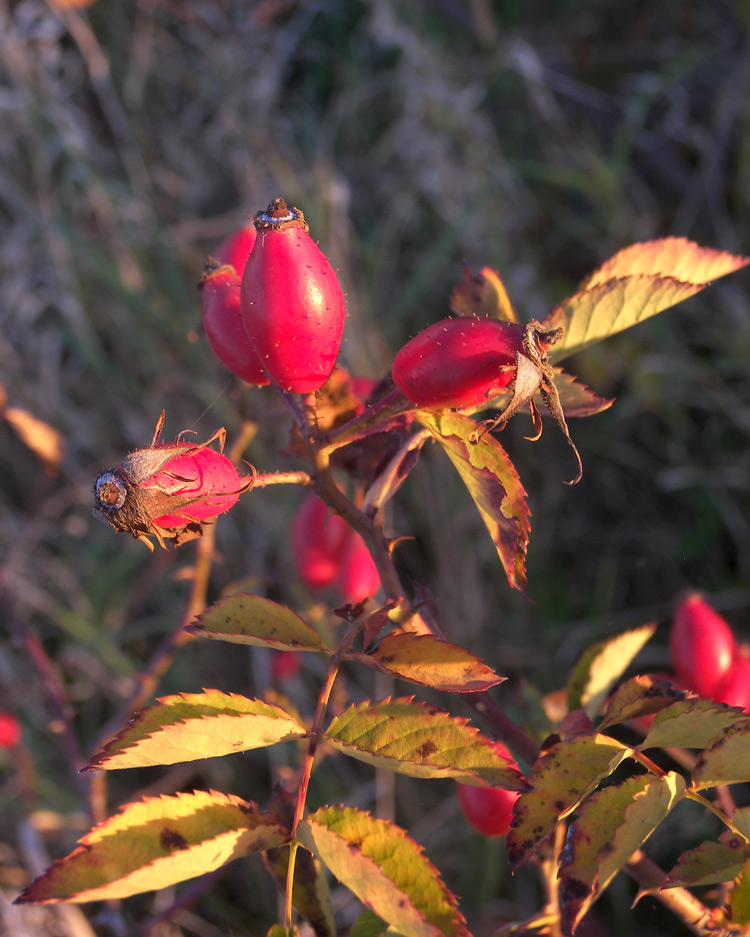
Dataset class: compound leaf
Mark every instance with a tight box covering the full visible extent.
[568,624,656,717]
[86,689,306,770]
[188,593,327,651]
[692,720,750,790]
[324,698,525,788]
[16,791,289,903]
[507,734,631,867]
[559,772,685,933]
[416,411,530,595]
[664,831,750,889]
[350,633,503,693]
[545,239,749,363]
[297,805,469,937]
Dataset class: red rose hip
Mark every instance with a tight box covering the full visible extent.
[292,493,351,590]
[392,317,524,409]
[199,261,270,386]
[456,742,520,837]
[336,533,381,604]
[214,219,257,280]
[0,712,21,750]
[240,198,345,393]
[669,593,737,698]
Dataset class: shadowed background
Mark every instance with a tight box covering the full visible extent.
[1,1,749,934]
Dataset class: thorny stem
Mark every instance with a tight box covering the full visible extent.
[285,617,362,929]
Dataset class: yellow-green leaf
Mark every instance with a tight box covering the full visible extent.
[559,772,685,933]
[507,734,631,867]
[664,831,750,889]
[449,265,518,323]
[416,411,530,595]
[297,805,469,937]
[324,698,525,788]
[350,633,503,693]
[639,699,741,751]
[729,860,750,925]
[598,674,688,730]
[86,689,307,770]
[692,720,750,790]
[568,624,656,717]
[188,594,328,651]
[16,791,289,904]
[579,238,749,290]
[545,239,749,362]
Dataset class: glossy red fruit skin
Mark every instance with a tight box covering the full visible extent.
[240,199,345,393]
[0,712,21,750]
[392,317,523,408]
[714,657,750,710]
[271,651,302,684]
[200,263,270,386]
[669,593,737,698]
[336,533,381,604]
[292,494,351,590]
[457,743,520,837]
[215,222,257,280]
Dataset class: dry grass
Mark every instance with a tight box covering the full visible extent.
[1,1,750,933]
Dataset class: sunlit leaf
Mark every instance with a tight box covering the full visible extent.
[546,367,614,419]
[598,674,689,730]
[449,265,518,323]
[86,689,307,769]
[507,734,631,867]
[559,772,685,933]
[3,406,65,475]
[639,699,741,751]
[567,624,656,717]
[579,238,749,290]
[416,411,530,595]
[664,831,750,888]
[349,633,503,693]
[544,239,749,363]
[729,860,750,925]
[297,805,469,937]
[692,720,750,790]
[16,791,289,903]
[187,594,328,651]
[324,698,525,788]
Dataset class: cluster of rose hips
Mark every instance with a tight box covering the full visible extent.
[669,592,750,710]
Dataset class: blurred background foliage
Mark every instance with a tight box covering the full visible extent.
[1,0,750,934]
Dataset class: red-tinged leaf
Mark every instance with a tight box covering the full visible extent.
[16,791,289,904]
[86,690,306,770]
[349,633,503,693]
[362,429,431,514]
[323,697,525,788]
[639,699,741,751]
[664,830,750,889]
[568,625,656,718]
[507,734,631,867]
[297,805,469,937]
[449,265,519,323]
[598,674,689,730]
[692,720,750,790]
[578,238,749,291]
[546,367,614,419]
[415,411,530,595]
[187,593,328,651]
[559,772,685,933]
[544,239,749,363]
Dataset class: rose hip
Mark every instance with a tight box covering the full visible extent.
[292,493,351,590]
[669,593,737,698]
[456,742,520,837]
[214,220,257,280]
[240,198,345,393]
[336,533,381,604]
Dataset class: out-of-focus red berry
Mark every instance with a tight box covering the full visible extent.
[714,657,750,711]
[199,262,270,386]
[292,494,351,590]
[0,712,21,750]
[271,651,302,684]
[214,222,257,281]
[240,198,345,393]
[456,742,520,837]
[336,533,381,604]
[669,593,737,698]
[93,414,249,548]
